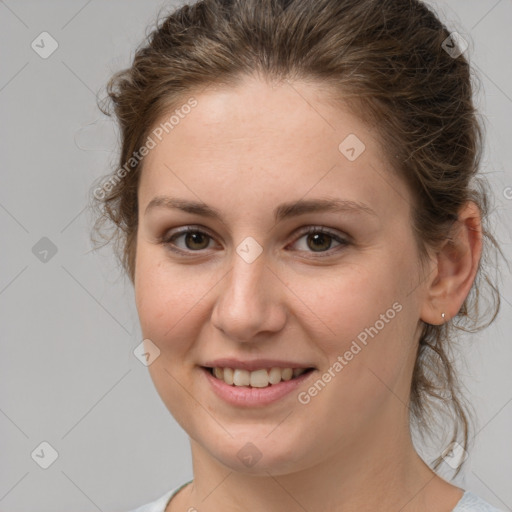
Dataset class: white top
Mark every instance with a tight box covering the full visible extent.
[127,481,504,512]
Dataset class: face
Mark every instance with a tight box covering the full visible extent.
[134,76,428,475]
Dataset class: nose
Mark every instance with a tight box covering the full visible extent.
[210,249,287,343]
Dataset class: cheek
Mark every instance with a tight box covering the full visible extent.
[134,248,207,430]
[134,246,213,352]
[301,256,416,399]
[296,261,405,352]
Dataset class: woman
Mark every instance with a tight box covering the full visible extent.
[91,0,504,510]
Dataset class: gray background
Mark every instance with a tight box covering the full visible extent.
[0,1,511,511]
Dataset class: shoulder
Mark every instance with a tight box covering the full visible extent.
[124,481,191,512]
[453,491,505,512]
[125,486,504,512]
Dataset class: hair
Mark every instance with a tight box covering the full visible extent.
[90,0,504,474]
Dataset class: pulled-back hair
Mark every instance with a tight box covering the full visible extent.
[90,0,503,474]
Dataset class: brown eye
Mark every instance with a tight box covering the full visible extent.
[306,232,333,252]
[162,227,214,253]
[290,227,349,256]
[160,225,349,258]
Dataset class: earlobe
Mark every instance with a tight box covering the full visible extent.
[420,201,483,326]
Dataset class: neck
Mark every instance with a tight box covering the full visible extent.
[176,411,458,512]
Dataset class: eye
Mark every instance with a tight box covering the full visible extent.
[161,226,216,254]
[288,226,349,256]
[160,225,349,257]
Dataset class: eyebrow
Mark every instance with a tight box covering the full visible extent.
[145,196,377,222]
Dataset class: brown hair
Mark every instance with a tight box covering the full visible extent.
[90,0,503,473]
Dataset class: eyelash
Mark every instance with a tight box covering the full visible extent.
[160,225,350,258]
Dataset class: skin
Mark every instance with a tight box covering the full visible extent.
[133,75,482,512]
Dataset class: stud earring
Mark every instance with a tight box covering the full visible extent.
[441,312,446,321]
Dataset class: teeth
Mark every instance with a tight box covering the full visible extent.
[223,367,234,385]
[233,369,250,386]
[268,367,282,385]
[250,369,269,388]
[210,366,309,387]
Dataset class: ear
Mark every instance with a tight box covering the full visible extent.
[420,201,483,325]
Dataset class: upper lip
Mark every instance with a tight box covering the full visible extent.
[202,358,316,371]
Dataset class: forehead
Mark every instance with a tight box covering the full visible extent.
[138,77,411,222]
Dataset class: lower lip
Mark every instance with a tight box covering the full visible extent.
[201,367,315,407]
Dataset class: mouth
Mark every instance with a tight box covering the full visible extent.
[202,365,316,388]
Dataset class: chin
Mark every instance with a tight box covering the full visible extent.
[196,429,315,476]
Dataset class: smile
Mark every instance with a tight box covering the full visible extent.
[201,364,317,407]
[206,366,314,388]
